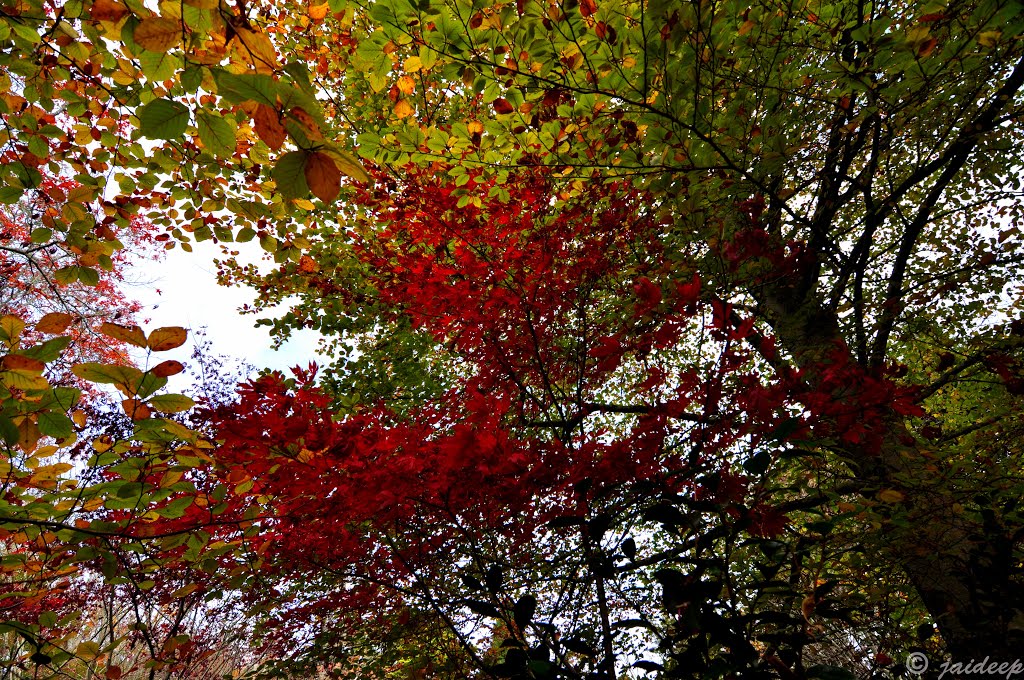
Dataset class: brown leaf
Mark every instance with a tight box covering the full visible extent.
[147,326,187,352]
[100,322,148,348]
[150,360,185,377]
[289,107,322,139]
[918,36,938,57]
[0,354,46,372]
[493,98,514,115]
[89,0,130,23]
[35,312,74,334]
[253,104,286,151]
[133,17,182,53]
[579,0,596,17]
[304,151,341,204]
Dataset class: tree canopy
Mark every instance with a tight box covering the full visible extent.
[1,0,1024,676]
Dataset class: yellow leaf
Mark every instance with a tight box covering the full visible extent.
[467,120,484,134]
[100,322,148,348]
[308,2,329,20]
[403,55,423,73]
[978,30,1001,47]
[293,198,317,210]
[147,326,187,351]
[233,28,278,73]
[133,17,183,53]
[878,489,905,504]
[396,74,416,95]
[394,98,414,119]
[76,640,102,661]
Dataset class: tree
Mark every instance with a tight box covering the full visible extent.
[2,0,1024,675]
[209,0,1024,673]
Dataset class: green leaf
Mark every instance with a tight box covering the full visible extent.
[213,70,278,107]
[148,394,195,413]
[138,98,190,140]
[272,151,310,199]
[37,411,74,439]
[21,336,72,363]
[70,363,144,389]
[0,415,19,446]
[135,373,169,400]
[0,187,23,204]
[157,495,194,518]
[29,227,52,243]
[181,64,203,91]
[197,112,236,157]
[77,267,100,286]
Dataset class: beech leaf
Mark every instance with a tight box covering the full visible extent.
[273,151,310,199]
[35,312,73,334]
[148,393,195,413]
[253,104,286,151]
[100,322,148,349]
[147,327,188,351]
[138,99,190,140]
[197,112,237,157]
[150,360,185,377]
[304,151,341,203]
[133,17,182,52]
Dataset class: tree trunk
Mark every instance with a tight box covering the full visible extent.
[755,279,1024,665]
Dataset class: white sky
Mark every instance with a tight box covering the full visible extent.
[125,238,324,390]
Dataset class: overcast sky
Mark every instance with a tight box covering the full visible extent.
[126,238,324,390]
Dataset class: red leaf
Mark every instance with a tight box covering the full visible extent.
[493,98,515,115]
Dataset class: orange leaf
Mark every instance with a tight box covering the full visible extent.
[0,354,45,372]
[394,98,415,119]
[308,2,330,20]
[89,0,130,23]
[396,74,416,95]
[121,398,152,420]
[579,0,596,17]
[100,322,148,348]
[133,17,182,53]
[147,326,187,352]
[253,104,286,151]
[35,312,74,334]
[150,360,185,377]
[304,151,341,204]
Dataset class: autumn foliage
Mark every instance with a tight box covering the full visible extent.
[2,0,1024,675]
